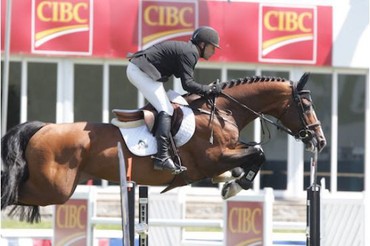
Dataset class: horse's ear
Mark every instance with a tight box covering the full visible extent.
[297,72,310,91]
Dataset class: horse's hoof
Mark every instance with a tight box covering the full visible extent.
[221,181,242,200]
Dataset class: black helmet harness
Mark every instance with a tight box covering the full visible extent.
[191,26,220,58]
[197,42,207,58]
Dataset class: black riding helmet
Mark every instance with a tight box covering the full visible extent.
[191,26,220,57]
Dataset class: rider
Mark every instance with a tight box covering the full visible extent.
[127,26,223,174]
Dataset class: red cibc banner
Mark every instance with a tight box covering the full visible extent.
[224,189,274,246]
[139,0,198,49]
[54,199,88,246]
[259,5,318,64]
[226,201,264,245]
[1,0,332,66]
[32,0,93,55]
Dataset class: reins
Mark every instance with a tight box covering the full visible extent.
[220,91,296,137]
[217,82,321,144]
[181,79,321,145]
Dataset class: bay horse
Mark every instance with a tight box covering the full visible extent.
[1,73,326,223]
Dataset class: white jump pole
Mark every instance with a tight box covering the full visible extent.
[117,142,132,246]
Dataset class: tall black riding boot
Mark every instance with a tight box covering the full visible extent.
[153,111,179,173]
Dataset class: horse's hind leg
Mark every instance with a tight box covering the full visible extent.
[18,160,79,207]
[19,148,80,206]
[18,123,85,207]
[18,179,72,206]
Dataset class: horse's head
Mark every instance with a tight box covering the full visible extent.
[279,73,326,152]
[195,73,326,153]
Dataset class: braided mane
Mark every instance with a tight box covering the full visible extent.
[220,76,288,90]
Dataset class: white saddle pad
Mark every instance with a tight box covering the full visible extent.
[112,90,195,156]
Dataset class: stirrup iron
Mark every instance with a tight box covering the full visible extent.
[152,156,186,175]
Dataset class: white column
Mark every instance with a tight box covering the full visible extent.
[56,59,74,123]
[253,119,261,192]
[102,62,110,123]
[286,70,305,196]
[287,136,304,196]
[1,0,13,135]
[20,60,28,123]
[331,72,338,192]
[264,187,274,246]
[253,68,263,192]
[364,72,370,246]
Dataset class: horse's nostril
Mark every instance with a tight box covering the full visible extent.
[319,139,327,151]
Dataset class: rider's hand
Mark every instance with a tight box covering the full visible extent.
[204,83,222,97]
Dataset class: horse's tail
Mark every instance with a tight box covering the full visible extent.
[1,121,46,223]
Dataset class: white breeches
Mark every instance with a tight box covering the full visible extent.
[126,62,174,116]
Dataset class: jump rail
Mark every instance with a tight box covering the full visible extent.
[117,142,148,246]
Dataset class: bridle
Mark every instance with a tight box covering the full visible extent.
[220,82,321,146]
[289,84,321,145]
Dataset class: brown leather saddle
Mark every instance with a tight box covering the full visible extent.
[112,104,184,135]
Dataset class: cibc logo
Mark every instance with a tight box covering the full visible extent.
[259,5,317,64]
[32,0,93,55]
[139,0,198,49]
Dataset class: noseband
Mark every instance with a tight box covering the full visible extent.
[221,82,321,144]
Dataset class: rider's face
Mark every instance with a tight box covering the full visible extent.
[202,44,216,60]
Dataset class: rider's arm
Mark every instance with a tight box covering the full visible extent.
[178,53,209,95]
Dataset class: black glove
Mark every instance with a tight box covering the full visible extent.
[204,83,222,97]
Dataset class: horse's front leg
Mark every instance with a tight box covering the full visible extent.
[214,142,266,199]
[211,167,244,183]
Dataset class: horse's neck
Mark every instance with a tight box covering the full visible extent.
[222,82,292,129]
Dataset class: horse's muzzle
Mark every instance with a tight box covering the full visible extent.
[316,136,327,153]
[299,130,326,153]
